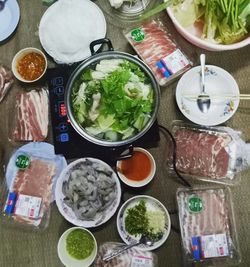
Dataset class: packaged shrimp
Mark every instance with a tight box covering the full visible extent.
[168,121,250,185]
[123,18,193,86]
[94,242,158,267]
[177,186,241,266]
[0,142,67,230]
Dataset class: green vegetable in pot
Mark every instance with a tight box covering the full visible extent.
[71,59,154,141]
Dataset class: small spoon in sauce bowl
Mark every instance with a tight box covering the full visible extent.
[102,234,153,262]
[0,0,7,11]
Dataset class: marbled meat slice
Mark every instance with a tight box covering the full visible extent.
[12,158,56,226]
[125,20,177,85]
[13,89,48,141]
[178,189,230,254]
[174,128,231,179]
[0,65,14,102]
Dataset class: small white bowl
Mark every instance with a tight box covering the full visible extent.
[116,147,156,187]
[167,8,250,51]
[11,47,47,83]
[57,227,97,267]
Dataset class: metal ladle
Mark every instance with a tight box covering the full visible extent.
[197,54,211,113]
[102,234,153,262]
[0,0,7,11]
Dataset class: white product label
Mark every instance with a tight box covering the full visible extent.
[201,233,229,258]
[161,49,189,74]
[131,255,153,267]
[14,194,42,218]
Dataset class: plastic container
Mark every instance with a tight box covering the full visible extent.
[169,121,250,185]
[0,142,67,230]
[8,87,49,143]
[94,242,158,266]
[123,18,193,86]
[177,186,241,266]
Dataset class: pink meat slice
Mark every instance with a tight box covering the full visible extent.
[178,189,229,254]
[13,89,49,141]
[0,65,14,102]
[174,128,231,178]
[125,20,177,85]
[12,159,56,226]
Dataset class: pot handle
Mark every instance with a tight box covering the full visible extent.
[90,38,114,55]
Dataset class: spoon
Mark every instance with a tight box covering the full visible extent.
[102,234,153,262]
[0,0,7,11]
[197,54,211,113]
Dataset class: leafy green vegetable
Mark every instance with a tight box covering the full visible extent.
[72,59,154,141]
[172,0,250,44]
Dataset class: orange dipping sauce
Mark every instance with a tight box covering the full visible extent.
[17,52,46,81]
[120,151,152,181]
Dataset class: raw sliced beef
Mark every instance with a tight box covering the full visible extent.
[11,158,56,227]
[12,89,49,141]
[0,64,14,102]
[174,128,231,179]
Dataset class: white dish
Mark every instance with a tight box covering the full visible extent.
[0,0,20,42]
[167,7,250,51]
[39,0,107,64]
[117,195,171,251]
[57,227,97,267]
[5,142,67,202]
[55,158,121,228]
[176,65,240,126]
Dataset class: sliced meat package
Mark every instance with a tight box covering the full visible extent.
[94,242,158,267]
[1,142,67,230]
[124,19,193,86]
[10,88,49,142]
[0,64,14,102]
[170,121,250,185]
[177,187,240,266]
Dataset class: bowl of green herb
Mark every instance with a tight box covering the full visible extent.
[116,195,171,251]
[57,227,97,267]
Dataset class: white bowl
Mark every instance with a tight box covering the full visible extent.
[175,65,240,126]
[117,195,171,251]
[116,147,156,187]
[55,158,121,228]
[167,8,250,51]
[11,47,47,82]
[57,227,97,267]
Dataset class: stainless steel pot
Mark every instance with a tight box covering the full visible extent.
[65,38,160,147]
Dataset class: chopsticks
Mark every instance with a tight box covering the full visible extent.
[182,94,250,100]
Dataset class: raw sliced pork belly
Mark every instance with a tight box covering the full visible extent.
[178,188,230,254]
[174,128,231,179]
[12,158,56,226]
[13,89,49,141]
[0,64,14,102]
[125,20,177,85]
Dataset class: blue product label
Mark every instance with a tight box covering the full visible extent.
[5,192,17,214]
[192,236,201,261]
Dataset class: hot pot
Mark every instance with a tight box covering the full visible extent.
[65,38,160,148]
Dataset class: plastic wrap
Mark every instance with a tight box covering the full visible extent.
[177,186,241,266]
[0,142,67,230]
[8,87,49,143]
[0,64,14,103]
[169,121,250,185]
[94,242,158,267]
[123,18,193,86]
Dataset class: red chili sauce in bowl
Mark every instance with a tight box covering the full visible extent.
[120,150,152,182]
[17,52,46,81]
